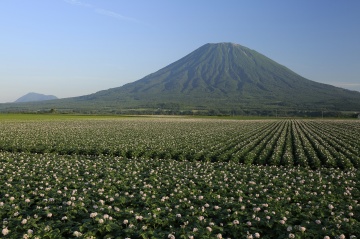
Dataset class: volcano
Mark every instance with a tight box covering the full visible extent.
[79,42,360,111]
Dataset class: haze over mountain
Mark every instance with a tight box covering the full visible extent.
[2,43,360,114]
[14,93,58,103]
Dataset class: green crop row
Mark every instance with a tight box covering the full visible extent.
[0,118,359,169]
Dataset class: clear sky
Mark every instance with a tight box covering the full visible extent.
[1,0,359,103]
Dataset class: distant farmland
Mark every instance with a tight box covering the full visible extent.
[0,116,359,169]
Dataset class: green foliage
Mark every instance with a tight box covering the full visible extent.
[1,153,359,238]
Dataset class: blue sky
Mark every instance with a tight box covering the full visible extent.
[1,0,359,102]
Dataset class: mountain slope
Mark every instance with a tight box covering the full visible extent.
[14,92,58,103]
[82,42,360,110]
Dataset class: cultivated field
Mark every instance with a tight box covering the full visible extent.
[0,115,359,238]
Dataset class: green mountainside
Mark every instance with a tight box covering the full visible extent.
[1,43,360,115]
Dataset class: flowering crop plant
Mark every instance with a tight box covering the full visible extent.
[0,116,359,238]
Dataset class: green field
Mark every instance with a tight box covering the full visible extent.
[0,115,359,238]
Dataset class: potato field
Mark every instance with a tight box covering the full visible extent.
[0,115,359,238]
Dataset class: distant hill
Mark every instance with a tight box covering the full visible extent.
[14,93,58,103]
[1,42,360,114]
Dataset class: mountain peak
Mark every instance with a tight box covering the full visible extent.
[207,42,249,49]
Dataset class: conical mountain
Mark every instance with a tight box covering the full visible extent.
[83,42,360,111]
